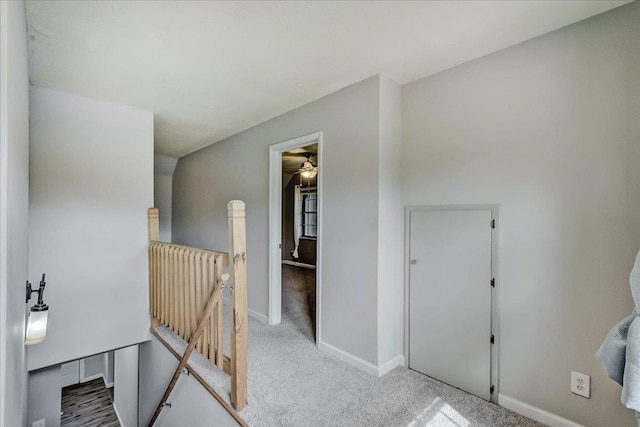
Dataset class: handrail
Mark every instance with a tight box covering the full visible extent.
[149,240,230,263]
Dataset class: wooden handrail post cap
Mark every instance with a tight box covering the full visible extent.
[148,207,160,242]
[228,200,246,217]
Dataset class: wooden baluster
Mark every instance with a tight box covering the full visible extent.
[155,244,160,318]
[178,248,185,338]
[202,253,210,360]
[186,250,192,339]
[184,249,190,339]
[156,244,161,320]
[194,252,203,354]
[228,200,248,411]
[209,254,222,363]
[166,246,172,331]
[174,247,181,335]
[215,254,224,370]
[150,244,154,318]
[184,249,196,341]
[161,245,169,325]
[149,243,154,318]
[169,246,174,333]
[151,243,157,318]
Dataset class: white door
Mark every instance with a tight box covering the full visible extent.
[61,360,80,388]
[409,209,492,400]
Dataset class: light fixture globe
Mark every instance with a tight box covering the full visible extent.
[25,307,48,345]
[298,154,318,179]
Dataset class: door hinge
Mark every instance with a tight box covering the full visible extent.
[490,385,495,394]
[490,334,495,344]
[491,219,495,229]
[490,278,495,288]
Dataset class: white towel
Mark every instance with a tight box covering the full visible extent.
[596,311,635,385]
[596,250,640,424]
[624,317,640,412]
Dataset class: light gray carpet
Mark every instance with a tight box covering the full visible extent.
[156,265,545,427]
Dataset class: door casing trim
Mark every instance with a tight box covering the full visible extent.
[268,132,323,347]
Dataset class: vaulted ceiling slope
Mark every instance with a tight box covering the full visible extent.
[25,1,630,158]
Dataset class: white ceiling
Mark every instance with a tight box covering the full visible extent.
[25,1,630,158]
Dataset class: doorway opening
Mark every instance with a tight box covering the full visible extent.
[61,351,117,426]
[269,132,322,345]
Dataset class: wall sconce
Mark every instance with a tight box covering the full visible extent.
[25,273,48,345]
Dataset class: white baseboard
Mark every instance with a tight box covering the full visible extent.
[223,296,268,324]
[319,340,379,376]
[113,402,125,427]
[81,373,105,384]
[378,355,405,376]
[248,308,268,324]
[498,394,584,427]
[282,260,316,269]
[318,340,404,377]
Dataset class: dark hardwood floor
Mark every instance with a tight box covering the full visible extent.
[61,378,120,427]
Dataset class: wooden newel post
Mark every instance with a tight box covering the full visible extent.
[148,207,160,242]
[228,200,248,411]
[148,208,160,326]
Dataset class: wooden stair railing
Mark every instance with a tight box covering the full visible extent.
[147,201,248,426]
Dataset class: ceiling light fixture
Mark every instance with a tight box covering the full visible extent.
[299,153,318,179]
[25,273,49,345]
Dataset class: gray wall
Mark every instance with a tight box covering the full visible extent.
[27,86,154,371]
[114,345,139,427]
[105,351,114,386]
[155,175,173,242]
[173,76,386,365]
[376,76,403,365]
[154,154,178,242]
[27,365,61,427]
[401,3,640,426]
[0,1,30,425]
[138,335,239,427]
[83,354,105,380]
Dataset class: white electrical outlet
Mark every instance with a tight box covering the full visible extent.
[32,419,45,427]
[571,371,590,398]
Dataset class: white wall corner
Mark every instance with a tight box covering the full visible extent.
[113,402,125,427]
[248,307,268,324]
[319,340,405,377]
[498,394,585,427]
[154,154,178,176]
[318,340,379,376]
[377,355,405,377]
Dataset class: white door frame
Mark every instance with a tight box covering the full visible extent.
[268,132,323,345]
[405,204,500,403]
